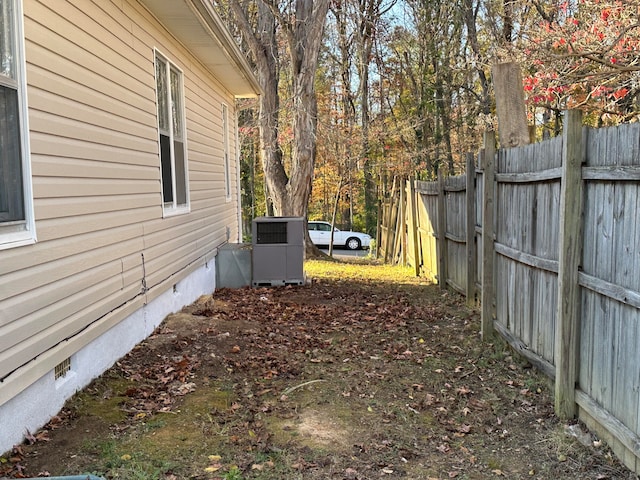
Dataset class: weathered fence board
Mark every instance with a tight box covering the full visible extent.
[444,175,468,294]
[465,154,477,304]
[494,136,563,367]
[415,180,439,282]
[475,159,483,294]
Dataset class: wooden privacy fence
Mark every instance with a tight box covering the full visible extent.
[378,111,640,474]
[378,154,480,304]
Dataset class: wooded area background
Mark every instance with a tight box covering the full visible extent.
[223,0,640,238]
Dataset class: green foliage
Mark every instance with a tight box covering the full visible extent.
[222,465,244,480]
[81,439,175,480]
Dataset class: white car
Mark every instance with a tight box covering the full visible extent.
[308,221,372,250]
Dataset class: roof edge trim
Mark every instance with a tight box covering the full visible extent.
[188,0,262,97]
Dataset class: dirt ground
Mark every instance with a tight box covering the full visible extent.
[1,260,637,479]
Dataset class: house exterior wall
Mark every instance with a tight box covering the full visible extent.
[0,0,248,453]
[0,262,215,453]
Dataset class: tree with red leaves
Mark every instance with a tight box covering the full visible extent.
[524,0,640,127]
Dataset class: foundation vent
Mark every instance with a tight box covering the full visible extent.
[54,357,71,380]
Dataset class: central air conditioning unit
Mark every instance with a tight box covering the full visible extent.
[252,216,305,287]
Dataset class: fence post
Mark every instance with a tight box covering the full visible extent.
[491,62,530,148]
[409,177,421,276]
[384,177,397,263]
[437,172,448,289]
[400,177,407,266]
[465,152,477,305]
[555,109,584,419]
[376,198,382,259]
[481,131,496,340]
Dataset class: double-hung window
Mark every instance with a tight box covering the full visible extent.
[154,51,189,214]
[0,0,34,249]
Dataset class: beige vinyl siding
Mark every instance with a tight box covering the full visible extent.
[32,158,156,181]
[0,254,143,345]
[0,235,144,304]
[29,90,154,144]
[35,194,159,220]
[26,63,153,135]
[0,0,243,393]
[28,132,158,168]
[34,207,158,242]
[0,224,143,275]
[26,2,152,103]
[185,123,235,208]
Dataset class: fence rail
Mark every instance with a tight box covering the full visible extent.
[378,112,640,474]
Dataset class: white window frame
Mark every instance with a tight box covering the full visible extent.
[0,0,35,250]
[154,49,190,216]
[222,103,231,202]
[234,108,243,238]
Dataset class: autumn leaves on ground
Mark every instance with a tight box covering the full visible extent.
[2,259,633,479]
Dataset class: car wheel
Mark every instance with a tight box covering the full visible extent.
[346,237,361,250]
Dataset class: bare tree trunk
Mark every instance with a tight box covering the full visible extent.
[462,0,491,115]
[227,0,330,253]
[229,2,287,213]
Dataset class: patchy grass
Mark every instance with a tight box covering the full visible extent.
[3,258,635,480]
[306,258,423,285]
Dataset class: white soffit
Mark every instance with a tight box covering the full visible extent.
[140,0,261,98]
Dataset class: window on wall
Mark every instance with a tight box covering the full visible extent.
[0,0,34,249]
[155,52,188,214]
[222,103,231,200]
